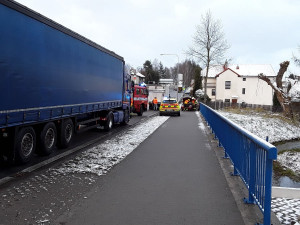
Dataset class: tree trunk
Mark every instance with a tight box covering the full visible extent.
[258,61,293,117]
[203,63,209,103]
[274,90,293,117]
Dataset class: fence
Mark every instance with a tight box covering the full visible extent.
[206,101,277,112]
[200,103,277,225]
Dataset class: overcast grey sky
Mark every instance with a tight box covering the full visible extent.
[16,0,300,74]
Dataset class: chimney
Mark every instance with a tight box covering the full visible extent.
[223,60,228,70]
[236,65,239,69]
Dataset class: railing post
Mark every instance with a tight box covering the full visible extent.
[262,155,274,225]
[263,147,276,225]
[244,143,256,204]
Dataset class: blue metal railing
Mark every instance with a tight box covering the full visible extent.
[200,103,277,225]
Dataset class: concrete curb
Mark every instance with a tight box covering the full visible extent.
[272,187,300,199]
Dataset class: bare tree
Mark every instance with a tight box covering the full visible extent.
[180,60,196,87]
[188,10,230,101]
[258,61,293,117]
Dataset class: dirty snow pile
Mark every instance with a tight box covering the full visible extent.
[52,116,169,176]
[218,111,300,143]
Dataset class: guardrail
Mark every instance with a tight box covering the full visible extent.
[200,103,277,225]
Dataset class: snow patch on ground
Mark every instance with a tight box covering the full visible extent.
[195,111,206,131]
[272,197,300,225]
[218,110,300,176]
[51,116,169,176]
[277,152,300,175]
[218,111,300,143]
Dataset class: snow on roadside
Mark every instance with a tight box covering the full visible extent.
[195,111,206,131]
[218,111,300,143]
[51,116,169,176]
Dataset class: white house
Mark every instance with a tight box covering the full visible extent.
[130,70,145,85]
[202,64,276,105]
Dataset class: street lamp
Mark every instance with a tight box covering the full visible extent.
[160,53,179,101]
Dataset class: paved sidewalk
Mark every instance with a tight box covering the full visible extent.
[56,111,245,225]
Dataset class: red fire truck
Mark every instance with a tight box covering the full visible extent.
[131,84,148,116]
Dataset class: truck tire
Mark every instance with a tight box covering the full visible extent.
[38,122,57,155]
[15,126,36,164]
[137,105,143,116]
[58,118,74,148]
[121,109,129,125]
[104,113,114,131]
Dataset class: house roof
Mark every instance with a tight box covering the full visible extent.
[203,64,276,78]
[215,68,241,77]
[135,72,145,78]
[130,71,145,78]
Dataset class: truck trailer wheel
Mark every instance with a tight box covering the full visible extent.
[15,126,36,164]
[38,122,57,155]
[104,113,114,131]
[58,119,74,148]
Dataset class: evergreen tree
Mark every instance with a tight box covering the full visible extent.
[153,70,160,84]
[158,62,167,79]
[143,60,160,84]
[143,60,153,83]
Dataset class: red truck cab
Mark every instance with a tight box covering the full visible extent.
[131,84,148,116]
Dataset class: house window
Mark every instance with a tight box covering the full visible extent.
[225,99,230,103]
[243,78,246,81]
[212,89,216,96]
[242,88,246,94]
[225,81,231,89]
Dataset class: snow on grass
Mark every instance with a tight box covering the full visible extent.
[277,151,300,176]
[51,116,169,176]
[218,109,300,176]
[218,111,300,143]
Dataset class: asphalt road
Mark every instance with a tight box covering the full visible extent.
[0,110,279,225]
[54,111,245,225]
[0,111,155,180]
[0,111,158,224]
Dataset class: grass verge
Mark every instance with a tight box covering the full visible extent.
[278,148,300,155]
[273,160,300,182]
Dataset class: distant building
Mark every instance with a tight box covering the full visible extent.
[202,64,276,105]
[130,70,145,85]
[159,79,174,85]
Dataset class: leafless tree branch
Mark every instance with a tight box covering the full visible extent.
[187,10,230,100]
[258,61,293,117]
